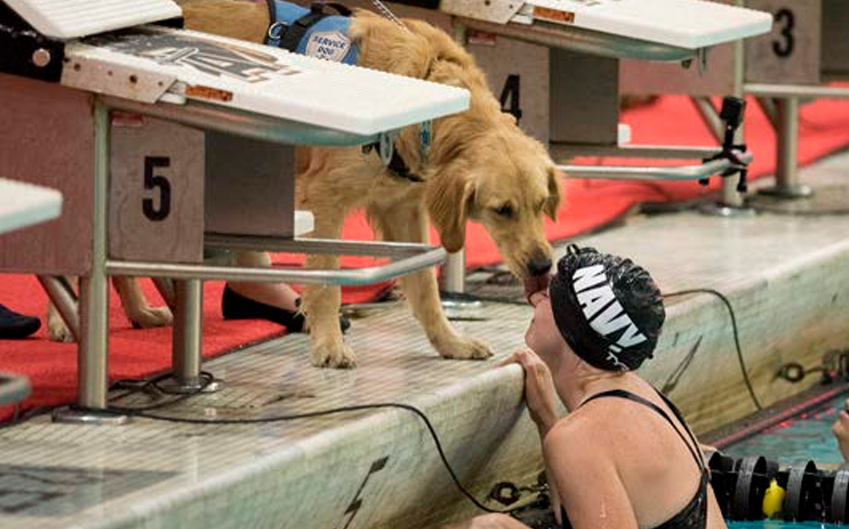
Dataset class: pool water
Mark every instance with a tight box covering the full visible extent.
[729,523,834,528]
[724,395,846,467]
[723,394,847,529]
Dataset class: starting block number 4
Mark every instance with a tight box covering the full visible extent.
[465,31,551,144]
[109,116,205,264]
[745,0,821,84]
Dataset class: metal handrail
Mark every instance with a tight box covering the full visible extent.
[745,84,849,100]
[551,143,724,160]
[205,234,438,258]
[107,241,447,286]
[559,150,753,181]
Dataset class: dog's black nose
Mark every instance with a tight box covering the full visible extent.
[526,250,552,278]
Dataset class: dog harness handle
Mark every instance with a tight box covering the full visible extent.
[265,1,353,52]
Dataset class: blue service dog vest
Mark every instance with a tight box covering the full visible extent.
[265,1,358,65]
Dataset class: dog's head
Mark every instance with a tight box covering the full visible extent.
[352,12,563,280]
[425,127,562,280]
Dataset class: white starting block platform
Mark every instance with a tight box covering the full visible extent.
[63,26,469,136]
[444,0,772,50]
[0,178,62,236]
[2,150,849,529]
[4,0,181,39]
[441,0,772,54]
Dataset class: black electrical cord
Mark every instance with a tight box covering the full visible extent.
[662,289,763,411]
[107,391,510,514]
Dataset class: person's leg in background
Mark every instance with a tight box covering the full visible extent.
[0,303,40,339]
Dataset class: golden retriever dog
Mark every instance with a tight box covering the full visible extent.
[148,1,563,367]
[47,277,172,342]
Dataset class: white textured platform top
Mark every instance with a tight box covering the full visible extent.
[3,0,182,39]
[0,178,63,235]
[445,0,773,49]
[61,27,470,137]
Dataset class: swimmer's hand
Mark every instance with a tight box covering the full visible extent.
[498,349,559,435]
[832,398,849,463]
[441,514,533,529]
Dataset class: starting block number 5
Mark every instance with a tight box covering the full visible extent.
[745,0,821,84]
[109,116,205,263]
[143,156,171,222]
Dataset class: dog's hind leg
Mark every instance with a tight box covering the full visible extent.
[301,206,357,368]
[372,203,492,361]
[113,277,173,329]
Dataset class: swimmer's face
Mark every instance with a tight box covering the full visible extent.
[525,287,562,357]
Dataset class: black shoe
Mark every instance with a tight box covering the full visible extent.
[0,304,41,339]
[221,287,350,333]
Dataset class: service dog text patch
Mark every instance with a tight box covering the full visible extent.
[305,30,352,62]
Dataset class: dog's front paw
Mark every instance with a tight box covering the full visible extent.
[437,336,493,361]
[129,306,173,329]
[310,339,357,369]
[47,315,75,343]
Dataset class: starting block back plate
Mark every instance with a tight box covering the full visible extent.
[0,74,94,276]
[109,117,205,264]
[3,0,181,39]
[63,27,471,137]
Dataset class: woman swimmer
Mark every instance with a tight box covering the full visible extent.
[446,246,727,529]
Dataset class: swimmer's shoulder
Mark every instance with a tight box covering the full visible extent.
[543,409,607,455]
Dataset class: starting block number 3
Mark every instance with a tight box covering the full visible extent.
[745,0,821,84]
[109,116,205,263]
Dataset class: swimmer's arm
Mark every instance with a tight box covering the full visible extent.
[544,426,638,529]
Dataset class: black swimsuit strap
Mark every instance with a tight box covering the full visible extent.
[580,389,706,473]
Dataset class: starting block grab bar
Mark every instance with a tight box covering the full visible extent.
[561,149,753,182]
[109,238,448,286]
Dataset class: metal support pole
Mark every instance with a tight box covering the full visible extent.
[152,277,177,311]
[759,97,813,199]
[691,97,723,142]
[37,275,80,343]
[720,33,747,210]
[701,24,754,217]
[54,98,128,425]
[159,279,222,394]
[441,21,470,299]
[442,251,467,294]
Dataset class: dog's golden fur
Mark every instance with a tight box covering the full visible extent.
[177,1,563,367]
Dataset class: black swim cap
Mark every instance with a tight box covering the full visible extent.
[548,245,665,372]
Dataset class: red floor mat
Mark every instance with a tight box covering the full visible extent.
[3,94,849,419]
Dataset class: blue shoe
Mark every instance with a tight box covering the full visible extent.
[0,304,41,339]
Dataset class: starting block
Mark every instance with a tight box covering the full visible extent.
[0,0,470,421]
[352,0,770,294]
[621,0,849,203]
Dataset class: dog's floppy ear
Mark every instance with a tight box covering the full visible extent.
[426,173,476,253]
[545,166,563,221]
